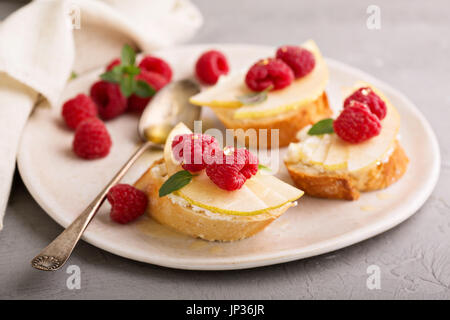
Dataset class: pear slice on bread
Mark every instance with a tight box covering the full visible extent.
[135,123,304,241]
[284,83,408,200]
[189,40,328,117]
[189,40,332,147]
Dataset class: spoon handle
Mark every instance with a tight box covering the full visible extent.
[31,141,153,271]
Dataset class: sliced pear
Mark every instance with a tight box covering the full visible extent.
[234,41,328,119]
[163,122,192,174]
[323,134,349,170]
[189,73,247,109]
[298,135,323,160]
[347,97,400,171]
[176,172,303,216]
[310,134,332,165]
[288,83,401,173]
[189,40,329,119]
[244,176,288,207]
[175,172,270,215]
[162,123,304,216]
[247,174,304,206]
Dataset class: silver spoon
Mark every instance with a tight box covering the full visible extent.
[31,79,201,271]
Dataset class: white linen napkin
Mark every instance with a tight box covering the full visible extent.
[0,0,202,230]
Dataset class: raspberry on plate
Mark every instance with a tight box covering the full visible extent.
[61,94,98,130]
[344,87,387,120]
[195,50,230,85]
[106,58,121,71]
[107,184,148,224]
[276,45,315,79]
[206,147,259,191]
[333,101,381,143]
[127,70,168,113]
[72,118,112,159]
[245,58,294,91]
[139,55,173,82]
[90,80,127,120]
[172,133,219,172]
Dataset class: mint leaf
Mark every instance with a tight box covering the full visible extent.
[237,91,267,105]
[308,118,334,135]
[123,65,141,76]
[112,65,124,75]
[237,85,272,105]
[100,71,121,84]
[100,44,155,99]
[159,170,194,197]
[121,44,135,66]
[258,164,271,171]
[135,80,156,98]
[120,75,135,97]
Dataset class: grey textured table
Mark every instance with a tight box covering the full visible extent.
[1,0,449,299]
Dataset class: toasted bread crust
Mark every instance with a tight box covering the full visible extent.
[285,142,409,200]
[285,169,360,200]
[213,92,331,148]
[134,159,290,241]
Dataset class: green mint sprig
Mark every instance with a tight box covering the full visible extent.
[237,85,273,105]
[308,118,334,135]
[159,170,195,197]
[100,44,155,98]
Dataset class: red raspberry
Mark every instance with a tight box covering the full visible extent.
[90,80,127,120]
[333,101,381,143]
[195,50,230,85]
[73,118,112,159]
[171,134,219,172]
[344,87,387,120]
[276,45,315,78]
[107,184,148,224]
[61,94,98,130]
[106,58,121,71]
[139,55,173,82]
[206,148,258,191]
[127,70,168,113]
[245,58,294,91]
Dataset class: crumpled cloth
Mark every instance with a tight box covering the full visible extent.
[0,0,203,229]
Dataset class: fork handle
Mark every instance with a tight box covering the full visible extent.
[31,140,153,271]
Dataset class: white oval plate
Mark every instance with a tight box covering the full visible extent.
[18,44,440,270]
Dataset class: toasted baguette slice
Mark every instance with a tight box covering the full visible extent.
[135,159,294,241]
[213,92,331,148]
[285,141,409,200]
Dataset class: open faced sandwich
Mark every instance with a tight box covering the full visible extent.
[189,40,331,148]
[284,83,409,200]
[135,123,304,241]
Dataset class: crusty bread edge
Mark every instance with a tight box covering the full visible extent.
[135,159,292,241]
[285,141,409,200]
[213,92,332,148]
